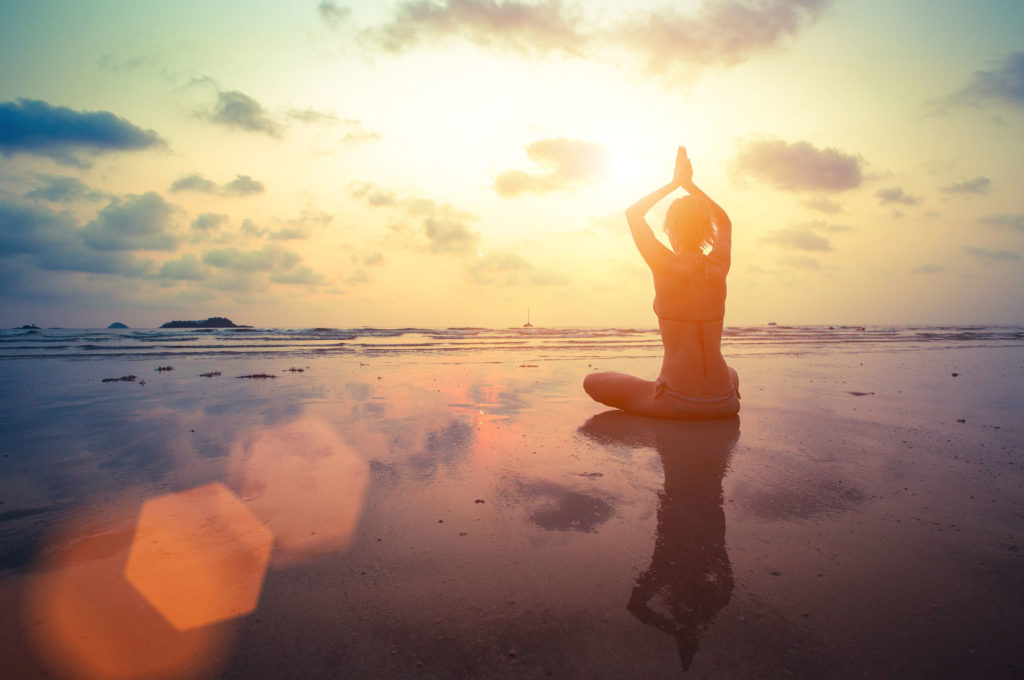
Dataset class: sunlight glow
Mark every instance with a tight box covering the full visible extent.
[606,137,643,184]
[229,417,369,566]
[125,483,273,631]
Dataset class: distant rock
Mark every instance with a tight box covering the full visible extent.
[159,316,250,329]
[108,322,129,329]
[102,375,137,383]
[16,324,41,329]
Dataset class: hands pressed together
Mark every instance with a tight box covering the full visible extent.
[673,146,694,189]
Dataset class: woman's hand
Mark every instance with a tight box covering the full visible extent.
[673,146,694,188]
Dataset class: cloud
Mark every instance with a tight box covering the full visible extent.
[200,90,281,137]
[223,174,265,196]
[203,244,303,271]
[424,210,480,253]
[286,108,338,124]
[0,200,77,257]
[97,53,157,74]
[317,0,351,29]
[801,196,842,214]
[191,213,228,233]
[287,108,380,141]
[286,109,381,144]
[466,250,529,282]
[25,175,105,203]
[159,253,204,280]
[777,254,821,270]
[97,51,180,82]
[940,176,991,195]
[170,173,265,196]
[338,269,366,287]
[979,213,1024,231]
[339,120,381,142]
[170,173,219,193]
[494,137,609,197]
[761,223,833,252]
[466,249,568,285]
[80,193,181,251]
[356,0,827,79]
[240,218,268,238]
[912,263,943,274]
[352,182,480,253]
[349,181,398,206]
[729,137,862,192]
[270,265,327,285]
[876,187,920,206]
[364,0,588,55]
[962,246,1020,261]
[618,0,829,75]
[0,98,164,167]
[935,51,1024,112]
[267,209,333,240]
[0,199,150,276]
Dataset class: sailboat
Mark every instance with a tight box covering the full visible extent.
[523,307,534,328]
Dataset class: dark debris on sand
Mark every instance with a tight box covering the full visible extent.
[102,375,137,383]
[236,373,277,379]
[155,366,173,372]
[199,371,222,378]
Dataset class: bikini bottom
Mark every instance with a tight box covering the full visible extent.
[654,379,740,417]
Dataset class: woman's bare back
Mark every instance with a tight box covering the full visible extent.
[582,147,739,419]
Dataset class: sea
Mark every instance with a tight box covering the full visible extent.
[1,323,1022,678]
[1,324,1023,361]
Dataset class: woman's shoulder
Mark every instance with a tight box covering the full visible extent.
[657,251,724,280]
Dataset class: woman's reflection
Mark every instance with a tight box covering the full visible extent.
[579,411,740,672]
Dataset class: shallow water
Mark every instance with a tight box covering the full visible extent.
[1,343,1022,678]
[3,324,1022,361]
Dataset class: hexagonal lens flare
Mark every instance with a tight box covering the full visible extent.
[26,506,231,680]
[124,482,273,632]
[229,416,369,566]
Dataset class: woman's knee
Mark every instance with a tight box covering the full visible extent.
[584,371,638,406]
[583,371,611,399]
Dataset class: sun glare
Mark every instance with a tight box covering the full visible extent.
[605,137,643,184]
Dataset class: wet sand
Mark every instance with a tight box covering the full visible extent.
[0,345,1022,679]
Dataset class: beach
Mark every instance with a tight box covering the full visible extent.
[0,326,1022,679]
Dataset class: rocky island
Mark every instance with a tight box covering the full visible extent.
[108,322,129,329]
[159,317,250,329]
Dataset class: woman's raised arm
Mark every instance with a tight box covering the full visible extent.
[678,149,732,269]
[624,149,690,268]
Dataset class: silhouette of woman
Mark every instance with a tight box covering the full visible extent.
[578,411,739,671]
[584,147,739,419]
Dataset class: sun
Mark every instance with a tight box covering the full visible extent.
[604,136,643,184]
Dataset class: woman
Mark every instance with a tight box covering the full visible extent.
[584,147,739,419]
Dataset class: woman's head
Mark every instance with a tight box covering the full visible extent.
[664,196,714,253]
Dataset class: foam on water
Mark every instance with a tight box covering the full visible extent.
[1,325,1022,361]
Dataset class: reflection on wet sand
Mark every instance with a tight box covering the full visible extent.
[228,416,369,566]
[512,478,616,533]
[579,411,740,672]
[125,483,273,631]
[25,505,232,680]
[22,416,370,679]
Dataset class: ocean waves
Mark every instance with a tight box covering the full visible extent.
[1,325,1022,361]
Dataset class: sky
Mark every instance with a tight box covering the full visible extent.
[1,0,1022,329]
